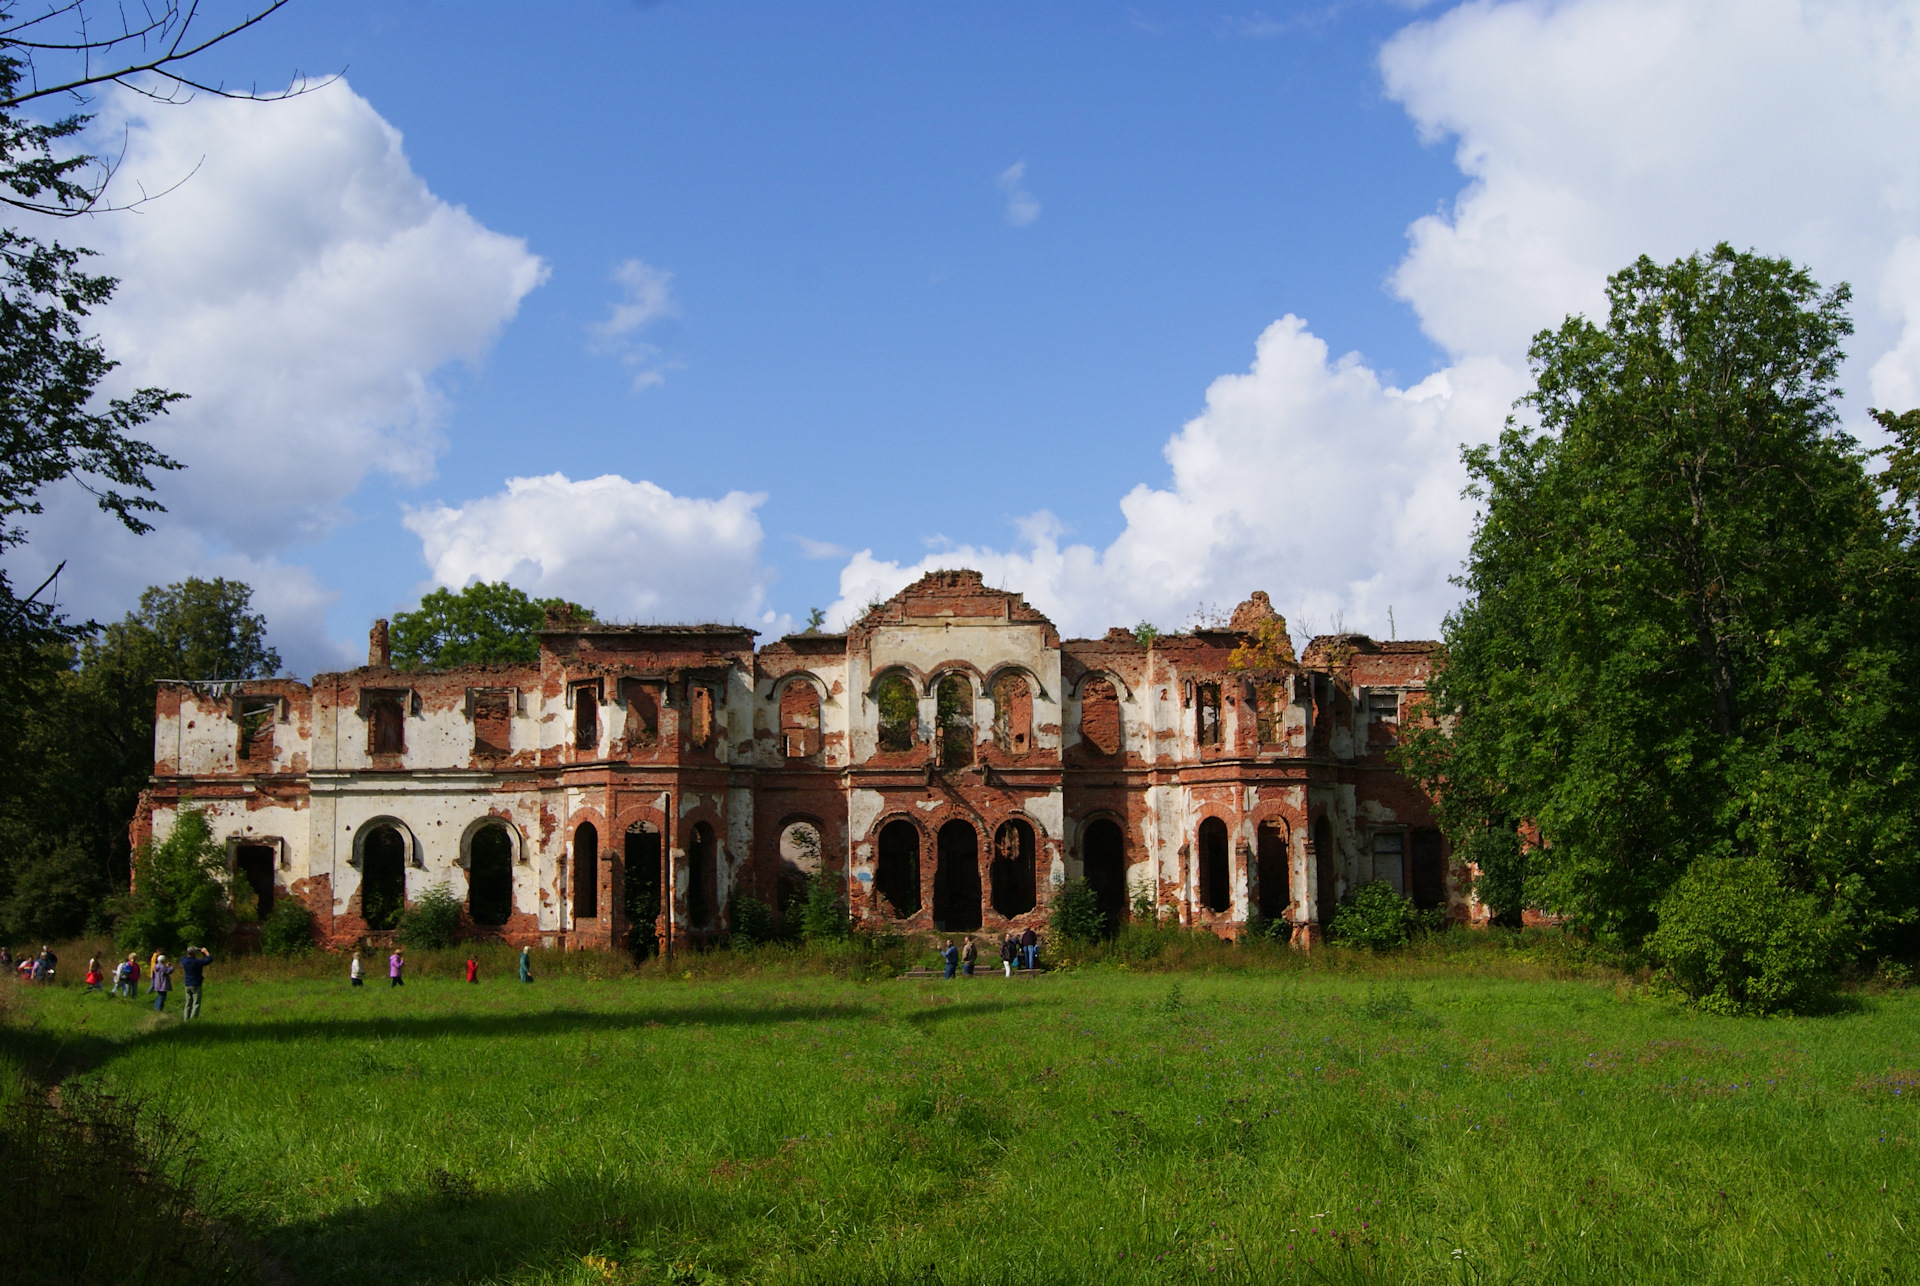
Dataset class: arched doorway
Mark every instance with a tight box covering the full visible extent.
[625,822,662,956]
[1313,814,1337,925]
[934,820,981,930]
[469,824,514,927]
[1256,821,1289,923]
[990,819,1037,919]
[875,820,921,917]
[360,825,406,930]
[1082,818,1127,932]
[574,822,599,921]
[685,822,716,928]
[234,844,276,920]
[1197,817,1231,914]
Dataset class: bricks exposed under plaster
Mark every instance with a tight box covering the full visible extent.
[138,570,1478,951]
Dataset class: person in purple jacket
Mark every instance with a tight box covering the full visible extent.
[150,955,174,1011]
[389,948,405,988]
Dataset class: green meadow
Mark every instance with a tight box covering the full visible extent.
[5,942,1920,1285]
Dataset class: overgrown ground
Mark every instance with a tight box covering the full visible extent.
[4,937,1919,1285]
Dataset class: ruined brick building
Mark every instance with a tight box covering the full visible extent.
[139,571,1471,951]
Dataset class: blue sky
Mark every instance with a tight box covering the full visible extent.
[14,1,1920,674]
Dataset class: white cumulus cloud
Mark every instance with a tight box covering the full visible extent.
[997,161,1041,227]
[4,81,547,674]
[404,473,780,627]
[590,258,681,390]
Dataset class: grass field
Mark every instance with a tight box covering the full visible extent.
[5,940,1920,1285]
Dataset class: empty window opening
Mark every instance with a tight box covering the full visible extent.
[1410,827,1447,911]
[1255,822,1289,923]
[623,681,661,750]
[991,674,1032,757]
[1313,815,1336,925]
[933,819,982,931]
[1196,683,1223,748]
[1082,818,1128,933]
[690,685,717,749]
[1079,678,1121,757]
[367,693,406,756]
[875,675,917,753]
[472,690,511,757]
[360,825,406,931]
[989,819,1037,919]
[574,822,599,922]
[469,824,515,927]
[685,821,716,927]
[1372,831,1405,896]
[1255,683,1288,748]
[1371,690,1399,725]
[875,820,921,917]
[936,674,975,768]
[1197,817,1231,913]
[780,682,821,759]
[237,698,276,762]
[234,844,276,921]
[625,823,663,957]
[778,820,823,921]
[573,684,600,752]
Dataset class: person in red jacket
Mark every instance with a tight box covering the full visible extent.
[465,955,479,984]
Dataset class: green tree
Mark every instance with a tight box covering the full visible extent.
[799,872,850,941]
[1049,878,1105,943]
[118,806,232,957]
[1398,245,1920,953]
[390,582,596,669]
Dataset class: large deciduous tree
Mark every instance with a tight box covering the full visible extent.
[1399,245,1920,955]
[390,582,595,670]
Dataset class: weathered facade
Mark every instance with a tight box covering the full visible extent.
[139,571,1473,951]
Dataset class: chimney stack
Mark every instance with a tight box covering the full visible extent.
[369,618,391,668]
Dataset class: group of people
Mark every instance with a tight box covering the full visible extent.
[4,945,56,983]
[59,947,218,1016]
[347,945,535,987]
[938,927,1040,978]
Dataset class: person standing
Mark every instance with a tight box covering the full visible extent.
[84,955,102,993]
[180,946,212,1019]
[37,946,56,983]
[1000,933,1016,978]
[151,955,173,1011]
[465,954,479,984]
[1020,927,1038,971]
[960,937,976,977]
[518,945,532,983]
[147,950,161,994]
[940,939,957,980]
[117,954,139,998]
[389,948,405,988]
[349,952,364,987]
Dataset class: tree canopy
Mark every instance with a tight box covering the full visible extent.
[390,582,595,670]
[1399,245,1920,957]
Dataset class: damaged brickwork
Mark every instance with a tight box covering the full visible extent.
[139,570,1480,951]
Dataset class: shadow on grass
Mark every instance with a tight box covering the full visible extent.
[900,999,1041,1027]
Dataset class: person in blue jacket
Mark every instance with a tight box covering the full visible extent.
[179,946,213,1019]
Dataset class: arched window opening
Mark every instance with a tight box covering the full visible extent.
[1313,815,1337,925]
[234,844,276,921]
[623,680,661,750]
[875,820,921,917]
[990,819,1037,919]
[1079,678,1120,756]
[937,674,975,767]
[469,825,515,928]
[360,825,406,930]
[1196,683,1223,748]
[1410,827,1447,911]
[875,675,917,753]
[991,674,1032,757]
[368,693,406,756]
[572,684,599,751]
[1256,821,1289,923]
[1197,817,1231,913]
[934,820,981,931]
[778,820,823,920]
[690,686,716,748]
[573,822,599,921]
[781,682,821,759]
[625,823,662,957]
[1372,830,1405,896]
[685,822,716,927]
[1082,818,1128,933]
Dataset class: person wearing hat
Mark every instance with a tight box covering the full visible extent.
[150,954,174,1011]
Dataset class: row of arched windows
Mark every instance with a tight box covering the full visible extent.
[567,819,717,951]
[872,817,1040,930]
[355,821,516,931]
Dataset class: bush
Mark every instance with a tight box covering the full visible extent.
[1049,878,1106,943]
[800,873,851,942]
[398,882,463,949]
[1648,858,1837,1015]
[1330,880,1419,951]
[118,807,234,957]
[258,899,315,956]
[729,893,778,946]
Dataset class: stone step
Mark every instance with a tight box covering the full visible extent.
[898,967,1045,980]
